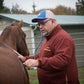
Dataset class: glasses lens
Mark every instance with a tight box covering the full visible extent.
[37,19,51,27]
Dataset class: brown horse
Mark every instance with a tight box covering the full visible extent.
[0,20,30,84]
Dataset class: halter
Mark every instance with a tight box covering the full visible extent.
[34,32,48,59]
[15,25,28,55]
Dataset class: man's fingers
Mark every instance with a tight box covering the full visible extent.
[24,59,38,68]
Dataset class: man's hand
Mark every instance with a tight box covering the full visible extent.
[13,50,26,62]
[24,59,39,68]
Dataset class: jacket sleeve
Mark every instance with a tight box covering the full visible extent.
[38,38,74,71]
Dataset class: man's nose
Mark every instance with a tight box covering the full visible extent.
[39,25,43,29]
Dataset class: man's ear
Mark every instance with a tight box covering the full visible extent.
[52,19,56,23]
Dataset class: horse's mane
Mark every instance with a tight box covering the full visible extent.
[1,24,13,38]
[0,23,20,41]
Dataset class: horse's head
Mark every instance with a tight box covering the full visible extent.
[0,20,29,56]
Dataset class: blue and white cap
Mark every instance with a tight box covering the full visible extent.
[32,10,55,22]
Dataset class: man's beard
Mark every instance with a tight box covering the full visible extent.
[40,28,48,35]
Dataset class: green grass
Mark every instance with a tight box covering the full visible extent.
[78,68,84,84]
[28,68,84,84]
[28,70,39,84]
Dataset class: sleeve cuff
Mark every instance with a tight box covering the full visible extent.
[25,56,29,60]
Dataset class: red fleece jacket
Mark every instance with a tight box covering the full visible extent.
[26,24,80,84]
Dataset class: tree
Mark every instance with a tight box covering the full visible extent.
[0,0,10,13]
[11,4,28,14]
[11,4,19,14]
[32,1,36,13]
[3,7,10,13]
[0,0,4,12]
[76,0,84,15]
[33,5,76,15]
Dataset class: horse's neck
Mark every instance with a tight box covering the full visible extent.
[1,36,17,50]
[6,41,17,50]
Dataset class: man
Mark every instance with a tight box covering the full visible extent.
[15,10,80,84]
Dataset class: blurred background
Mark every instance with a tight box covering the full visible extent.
[0,0,83,15]
[0,0,84,84]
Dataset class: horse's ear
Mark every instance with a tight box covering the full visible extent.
[12,21,16,24]
[18,20,23,28]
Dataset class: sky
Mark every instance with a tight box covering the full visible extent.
[3,0,78,13]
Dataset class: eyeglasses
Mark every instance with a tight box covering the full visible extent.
[36,19,51,27]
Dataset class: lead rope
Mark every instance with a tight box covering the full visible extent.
[34,23,55,59]
[34,32,48,59]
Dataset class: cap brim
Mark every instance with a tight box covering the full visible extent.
[32,17,47,23]
[32,18,38,22]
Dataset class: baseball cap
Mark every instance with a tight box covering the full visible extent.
[32,10,55,22]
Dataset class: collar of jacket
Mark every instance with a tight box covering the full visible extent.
[45,24,62,40]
